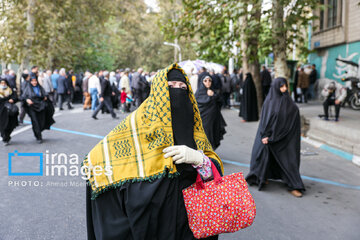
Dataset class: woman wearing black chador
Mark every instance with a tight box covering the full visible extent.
[246,77,305,197]
[195,74,226,150]
[239,72,258,122]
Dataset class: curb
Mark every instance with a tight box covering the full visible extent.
[301,137,360,167]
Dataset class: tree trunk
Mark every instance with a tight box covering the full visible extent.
[272,0,289,79]
[240,15,249,79]
[248,1,263,112]
[16,0,35,92]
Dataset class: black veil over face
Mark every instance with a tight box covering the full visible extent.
[167,69,196,149]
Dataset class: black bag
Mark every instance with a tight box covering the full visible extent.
[5,102,19,116]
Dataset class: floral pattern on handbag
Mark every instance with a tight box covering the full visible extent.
[182,161,256,239]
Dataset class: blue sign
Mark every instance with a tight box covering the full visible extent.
[314,41,320,48]
[8,150,43,176]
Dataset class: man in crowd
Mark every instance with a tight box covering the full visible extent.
[82,71,92,110]
[297,67,309,103]
[220,68,231,108]
[66,70,75,106]
[88,71,101,111]
[131,68,143,107]
[321,81,347,122]
[120,68,131,94]
[51,69,60,106]
[92,71,118,120]
[43,70,54,104]
[58,68,72,110]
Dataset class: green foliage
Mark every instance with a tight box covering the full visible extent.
[0,0,197,72]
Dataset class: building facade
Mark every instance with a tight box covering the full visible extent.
[309,0,360,83]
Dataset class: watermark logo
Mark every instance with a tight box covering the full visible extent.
[7,150,112,180]
[8,150,43,176]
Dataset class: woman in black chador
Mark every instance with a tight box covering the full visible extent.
[246,77,305,197]
[85,64,223,240]
[0,78,19,145]
[21,76,55,143]
[239,72,259,122]
[195,74,226,150]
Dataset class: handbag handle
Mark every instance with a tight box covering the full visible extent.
[195,160,222,190]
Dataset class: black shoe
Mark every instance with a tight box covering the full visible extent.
[335,118,339,122]
[112,116,119,119]
[92,116,98,120]
[37,139,43,144]
[68,106,74,110]
[324,117,329,121]
[59,108,64,110]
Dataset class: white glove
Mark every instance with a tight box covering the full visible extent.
[163,145,203,166]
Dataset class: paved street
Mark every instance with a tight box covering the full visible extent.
[1,105,359,240]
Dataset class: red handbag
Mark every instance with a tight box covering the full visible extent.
[182,162,256,239]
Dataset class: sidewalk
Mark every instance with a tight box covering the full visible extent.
[298,101,360,166]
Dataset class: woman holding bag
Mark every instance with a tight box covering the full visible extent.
[0,78,19,145]
[246,77,305,197]
[84,64,223,240]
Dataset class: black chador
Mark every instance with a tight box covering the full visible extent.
[21,78,55,141]
[0,78,19,144]
[195,74,226,150]
[239,73,259,122]
[246,78,305,192]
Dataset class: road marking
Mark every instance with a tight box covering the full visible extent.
[22,121,104,139]
[221,159,360,190]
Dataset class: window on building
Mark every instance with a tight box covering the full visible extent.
[327,0,338,28]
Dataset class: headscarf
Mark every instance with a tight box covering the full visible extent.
[195,74,214,104]
[0,78,12,98]
[83,63,223,200]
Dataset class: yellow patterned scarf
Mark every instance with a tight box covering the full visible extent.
[83,63,223,199]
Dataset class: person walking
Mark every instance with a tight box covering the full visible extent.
[57,68,72,110]
[195,74,226,150]
[0,78,19,145]
[21,75,55,143]
[219,69,231,108]
[246,77,305,198]
[88,73,101,111]
[239,73,259,122]
[297,67,309,103]
[66,70,75,107]
[42,70,54,104]
[120,68,131,94]
[84,64,223,240]
[19,73,30,124]
[91,71,118,120]
[51,69,60,106]
[82,71,92,110]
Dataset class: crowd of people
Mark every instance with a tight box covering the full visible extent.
[3,62,341,238]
